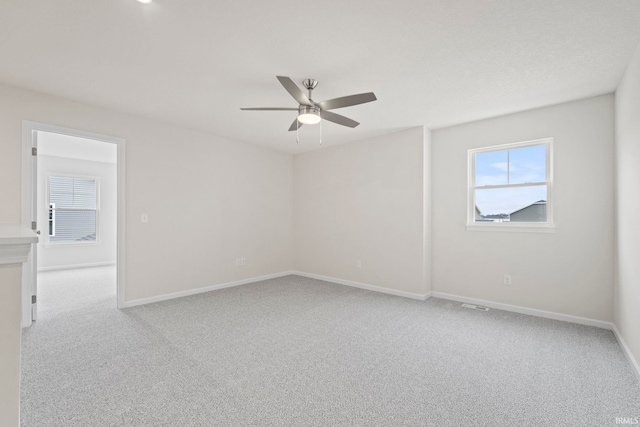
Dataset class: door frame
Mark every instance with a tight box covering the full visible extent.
[21,121,126,326]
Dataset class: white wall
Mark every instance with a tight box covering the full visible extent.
[432,95,615,321]
[0,82,294,303]
[293,127,430,297]
[37,155,117,270]
[38,131,118,163]
[614,43,640,369]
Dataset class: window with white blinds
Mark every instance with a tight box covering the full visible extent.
[48,176,98,243]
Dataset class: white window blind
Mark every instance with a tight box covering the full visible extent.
[48,176,98,242]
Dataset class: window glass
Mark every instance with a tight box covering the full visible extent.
[49,176,98,242]
[475,150,508,186]
[469,139,552,227]
[509,145,546,185]
[475,186,547,221]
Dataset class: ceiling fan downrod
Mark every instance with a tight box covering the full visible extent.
[302,79,318,101]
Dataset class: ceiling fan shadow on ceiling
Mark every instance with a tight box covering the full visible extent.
[240,76,377,143]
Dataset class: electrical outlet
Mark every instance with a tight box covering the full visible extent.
[241,258,245,266]
[235,258,241,267]
[356,260,362,269]
[503,274,512,285]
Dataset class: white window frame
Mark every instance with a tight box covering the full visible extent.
[467,137,554,233]
[46,173,101,246]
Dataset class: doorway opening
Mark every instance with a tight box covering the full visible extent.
[21,122,125,326]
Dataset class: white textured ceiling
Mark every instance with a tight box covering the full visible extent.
[1,0,639,154]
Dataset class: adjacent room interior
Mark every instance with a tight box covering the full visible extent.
[34,132,118,320]
[0,1,639,426]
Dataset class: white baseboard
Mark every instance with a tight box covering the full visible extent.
[611,323,640,383]
[121,271,295,308]
[430,291,612,330]
[292,271,430,301]
[38,261,116,272]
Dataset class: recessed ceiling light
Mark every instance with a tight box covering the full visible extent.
[137,0,152,4]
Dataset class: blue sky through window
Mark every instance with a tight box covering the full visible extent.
[474,144,547,216]
[475,150,507,186]
[509,145,546,184]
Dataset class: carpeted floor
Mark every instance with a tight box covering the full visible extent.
[21,267,640,426]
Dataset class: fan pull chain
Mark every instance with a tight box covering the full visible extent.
[296,119,322,145]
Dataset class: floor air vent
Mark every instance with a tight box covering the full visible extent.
[462,303,490,311]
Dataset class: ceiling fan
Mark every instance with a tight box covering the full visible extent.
[240,76,377,132]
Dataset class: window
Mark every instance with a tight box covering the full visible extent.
[467,138,553,232]
[48,175,99,243]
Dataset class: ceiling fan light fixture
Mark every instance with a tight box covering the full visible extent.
[298,105,321,125]
[240,76,376,139]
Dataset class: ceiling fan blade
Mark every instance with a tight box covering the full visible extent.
[318,92,377,110]
[277,76,312,106]
[288,119,302,132]
[240,107,298,110]
[320,110,359,128]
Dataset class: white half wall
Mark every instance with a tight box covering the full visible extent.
[37,155,117,270]
[614,42,640,372]
[293,127,430,296]
[0,82,294,302]
[431,95,615,322]
[0,264,22,427]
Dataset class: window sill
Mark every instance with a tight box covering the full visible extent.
[466,223,555,233]
[44,241,101,248]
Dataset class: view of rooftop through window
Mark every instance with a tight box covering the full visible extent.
[473,143,548,223]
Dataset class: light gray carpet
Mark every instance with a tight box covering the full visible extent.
[21,267,640,426]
